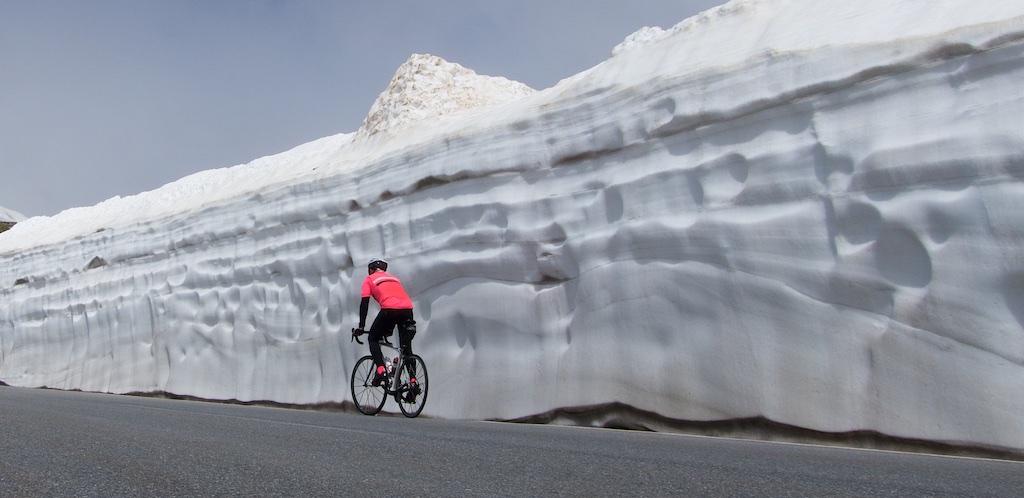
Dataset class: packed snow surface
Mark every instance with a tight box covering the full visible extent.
[0,205,25,222]
[3,0,1024,453]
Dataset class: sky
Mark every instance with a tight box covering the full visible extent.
[1,1,725,218]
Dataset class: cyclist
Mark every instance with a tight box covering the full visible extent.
[353,258,416,386]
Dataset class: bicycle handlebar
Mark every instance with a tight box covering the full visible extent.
[351,328,399,349]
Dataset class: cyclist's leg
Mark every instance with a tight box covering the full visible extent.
[367,312,390,367]
[397,310,415,358]
[368,309,402,366]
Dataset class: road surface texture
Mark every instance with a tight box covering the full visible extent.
[1,386,1021,496]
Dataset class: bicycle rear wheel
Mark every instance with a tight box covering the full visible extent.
[351,355,386,415]
[396,354,428,418]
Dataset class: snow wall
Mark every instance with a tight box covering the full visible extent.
[3,0,1024,453]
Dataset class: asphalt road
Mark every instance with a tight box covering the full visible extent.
[1,386,1021,497]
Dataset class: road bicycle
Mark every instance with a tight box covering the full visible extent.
[350,329,428,417]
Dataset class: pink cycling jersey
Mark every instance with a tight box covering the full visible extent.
[361,271,413,309]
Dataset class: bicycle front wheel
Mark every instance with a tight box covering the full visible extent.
[351,355,386,415]
[396,354,428,418]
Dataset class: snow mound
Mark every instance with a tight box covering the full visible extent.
[0,204,26,222]
[611,26,667,56]
[357,54,536,139]
[611,0,761,56]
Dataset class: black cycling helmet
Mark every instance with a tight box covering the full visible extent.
[368,258,388,272]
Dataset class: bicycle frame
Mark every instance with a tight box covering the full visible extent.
[376,339,412,395]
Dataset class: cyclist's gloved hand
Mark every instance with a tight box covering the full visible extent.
[351,328,366,343]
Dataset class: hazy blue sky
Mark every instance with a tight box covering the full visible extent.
[1,1,724,217]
